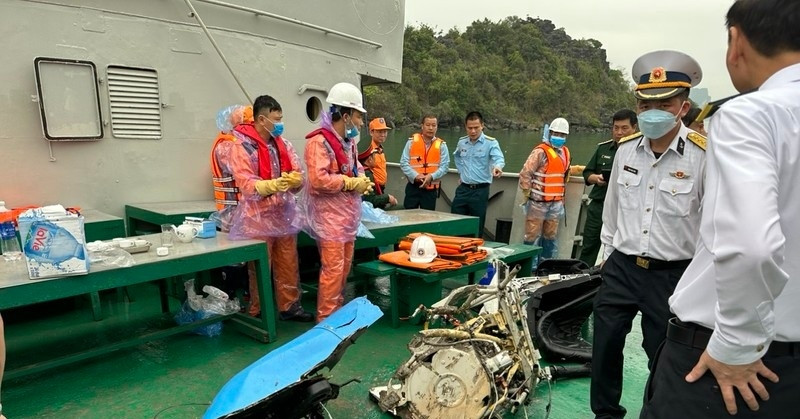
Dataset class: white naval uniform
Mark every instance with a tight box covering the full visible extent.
[670,63,800,364]
[601,123,706,262]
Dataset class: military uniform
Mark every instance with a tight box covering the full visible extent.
[578,138,622,266]
[590,50,706,419]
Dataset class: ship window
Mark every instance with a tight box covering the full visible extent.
[306,96,322,122]
[106,66,162,139]
[34,57,103,141]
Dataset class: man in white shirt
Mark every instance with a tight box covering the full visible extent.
[641,0,800,417]
[591,50,707,419]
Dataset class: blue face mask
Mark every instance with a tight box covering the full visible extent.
[638,109,679,139]
[345,117,359,139]
[550,136,566,148]
[269,121,284,138]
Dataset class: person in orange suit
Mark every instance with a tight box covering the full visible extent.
[303,82,373,322]
[210,105,253,232]
[228,95,313,322]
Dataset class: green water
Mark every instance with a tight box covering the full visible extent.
[373,128,609,172]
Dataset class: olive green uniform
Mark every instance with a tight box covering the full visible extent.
[362,169,391,209]
[579,139,617,266]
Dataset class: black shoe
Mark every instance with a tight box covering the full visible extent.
[279,305,314,322]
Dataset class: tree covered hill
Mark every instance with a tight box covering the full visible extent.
[365,17,635,130]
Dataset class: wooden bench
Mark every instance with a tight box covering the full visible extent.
[353,244,542,328]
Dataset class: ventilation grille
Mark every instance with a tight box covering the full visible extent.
[107,66,162,139]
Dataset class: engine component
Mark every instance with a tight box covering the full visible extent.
[374,260,602,418]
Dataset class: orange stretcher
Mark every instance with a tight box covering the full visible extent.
[402,232,484,251]
[378,250,463,272]
[397,241,487,265]
[398,233,488,265]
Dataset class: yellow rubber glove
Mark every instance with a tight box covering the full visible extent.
[255,178,290,196]
[517,188,531,206]
[341,175,361,192]
[281,171,303,189]
[354,175,375,195]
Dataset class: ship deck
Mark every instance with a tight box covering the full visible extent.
[3,276,650,419]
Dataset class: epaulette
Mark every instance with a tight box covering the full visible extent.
[617,132,642,145]
[459,135,469,141]
[484,135,496,141]
[597,139,613,145]
[687,131,707,151]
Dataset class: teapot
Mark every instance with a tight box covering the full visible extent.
[171,223,199,243]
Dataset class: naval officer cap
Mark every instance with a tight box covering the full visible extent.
[632,50,702,100]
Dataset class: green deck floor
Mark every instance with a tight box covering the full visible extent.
[3,278,650,419]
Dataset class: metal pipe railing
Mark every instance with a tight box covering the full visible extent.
[184,0,253,103]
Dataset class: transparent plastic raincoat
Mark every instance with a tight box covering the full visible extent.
[302,113,364,322]
[227,123,304,313]
[519,141,570,260]
[211,105,253,232]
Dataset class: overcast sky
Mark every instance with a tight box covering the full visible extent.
[405,0,736,100]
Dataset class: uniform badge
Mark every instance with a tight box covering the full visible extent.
[677,138,685,156]
[670,171,689,179]
[649,67,667,83]
[623,165,639,175]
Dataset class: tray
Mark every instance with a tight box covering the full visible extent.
[120,242,152,254]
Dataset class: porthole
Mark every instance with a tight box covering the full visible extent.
[306,96,322,122]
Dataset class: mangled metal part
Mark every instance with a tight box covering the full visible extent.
[375,261,545,419]
[375,260,601,418]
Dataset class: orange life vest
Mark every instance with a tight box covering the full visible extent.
[210,132,240,210]
[408,133,443,189]
[529,144,571,202]
[371,143,387,185]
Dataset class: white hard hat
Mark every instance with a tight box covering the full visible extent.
[549,117,569,135]
[326,82,366,113]
[409,235,437,263]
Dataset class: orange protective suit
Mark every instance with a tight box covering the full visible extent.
[303,127,364,322]
[228,124,304,314]
[210,105,254,232]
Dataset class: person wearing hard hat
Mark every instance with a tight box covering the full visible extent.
[591,50,707,419]
[226,95,312,322]
[399,114,450,210]
[518,116,572,261]
[452,111,505,237]
[303,82,373,323]
[578,109,638,267]
[644,1,800,417]
[358,140,397,209]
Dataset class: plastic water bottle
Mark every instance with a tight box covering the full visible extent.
[0,201,23,262]
[22,220,84,264]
